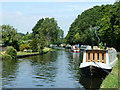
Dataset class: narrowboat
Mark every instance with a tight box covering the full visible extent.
[71,45,80,53]
[80,47,118,77]
[73,49,80,53]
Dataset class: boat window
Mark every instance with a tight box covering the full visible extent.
[102,53,104,60]
[88,53,90,60]
[97,53,99,60]
[93,53,94,60]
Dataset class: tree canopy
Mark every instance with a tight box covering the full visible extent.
[31,17,64,52]
[1,25,19,49]
[65,2,120,51]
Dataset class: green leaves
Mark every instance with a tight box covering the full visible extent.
[1,25,19,49]
[31,17,64,52]
[65,2,120,51]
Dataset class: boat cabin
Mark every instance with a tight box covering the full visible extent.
[80,47,117,70]
[86,50,106,64]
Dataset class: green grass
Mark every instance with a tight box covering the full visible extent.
[101,59,118,88]
[17,52,39,56]
[42,47,52,54]
[17,47,53,55]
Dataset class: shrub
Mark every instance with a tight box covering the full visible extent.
[2,54,12,60]
[19,44,31,51]
[99,42,104,49]
[30,38,38,52]
[6,46,17,59]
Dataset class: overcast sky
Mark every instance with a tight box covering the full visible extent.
[1,0,115,36]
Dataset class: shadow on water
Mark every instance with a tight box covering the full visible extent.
[79,76,105,89]
[72,51,109,89]
[2,59,18,87]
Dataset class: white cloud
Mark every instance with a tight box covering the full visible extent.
[2,11,43,34]
[16,11,22,16]
[1,1,115,35]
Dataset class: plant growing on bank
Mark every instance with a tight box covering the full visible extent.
[99,42,104,49]
[2,54,12,60]
[19,43,31,51]
[5,46,17,60]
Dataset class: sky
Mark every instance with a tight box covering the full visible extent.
[0,0,115,36]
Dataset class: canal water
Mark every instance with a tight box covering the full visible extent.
[2,49,119,89]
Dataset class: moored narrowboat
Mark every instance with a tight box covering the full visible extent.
[80,47,118,77]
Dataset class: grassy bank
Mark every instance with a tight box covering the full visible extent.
[0,47,53,59]
[101,58,118,88]
[17,47,52,56]
[42,47,53,54]
[17,51,39,56]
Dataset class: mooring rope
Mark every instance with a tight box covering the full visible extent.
[92,61,118,76]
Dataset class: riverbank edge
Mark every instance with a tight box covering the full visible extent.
[17,53,40,58]
[0,47,53,59]
[17,47,53,58]
[100,53,119,88]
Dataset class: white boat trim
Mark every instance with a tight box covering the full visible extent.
[80,62,112,69]
[79,47,118,70]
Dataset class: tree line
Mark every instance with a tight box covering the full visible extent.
[1,1,120,52]
[65,1,120,51]
[0,17,64,52]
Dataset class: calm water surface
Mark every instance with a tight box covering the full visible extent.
[2,49,83,88]
[2,49,120,88]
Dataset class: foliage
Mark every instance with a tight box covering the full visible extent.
[19,43,31,51]
[99,42,104,49]
[2,54,12,60]
[65,2,120,51]
[1,25,19,50]
[6,46,17,59]
[21,32,32,41]
[31,17,64,52]
[18,33,25,37]
[32,18,64,45]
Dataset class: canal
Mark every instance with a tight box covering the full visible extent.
[1,49,119,89]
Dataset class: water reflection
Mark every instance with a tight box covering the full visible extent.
[2,49,118,89]
[78,51,109,89]
[79,76,104,89]
[2,59,18,87]
[2,50,83,88]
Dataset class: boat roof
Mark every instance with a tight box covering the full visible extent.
[85,48,116,52]
[85,49,107,51]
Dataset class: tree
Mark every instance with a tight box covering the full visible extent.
[32,18,44,37]
[1,25,19,50]
[65,2,120,51]
[31,17,64,50]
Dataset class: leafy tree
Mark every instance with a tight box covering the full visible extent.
[31,17,64,51]
[32,18,44,37]
[6,46,17,60]
[65,2,120,51]
[1,25,19,50]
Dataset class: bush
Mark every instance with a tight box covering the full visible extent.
[6,46,17,59]
[30,38,38,52]
[2,54,12,60]
[19,44,31,51]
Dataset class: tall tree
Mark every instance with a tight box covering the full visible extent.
[65,2,120,51]
[1,25,19,50]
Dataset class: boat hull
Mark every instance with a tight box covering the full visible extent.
[80,66,112,78]
[73,50,80,53]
